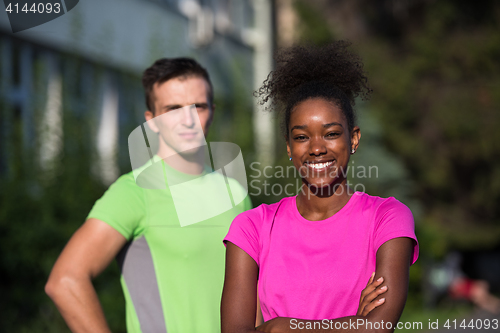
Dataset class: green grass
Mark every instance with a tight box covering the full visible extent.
[396,302,473,333]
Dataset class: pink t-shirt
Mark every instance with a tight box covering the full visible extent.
[224,192,419,322]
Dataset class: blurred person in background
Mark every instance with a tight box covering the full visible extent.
[221,42,419,333]
[45,58,252,333]
[428,252,500,314]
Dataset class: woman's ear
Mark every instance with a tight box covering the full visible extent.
[350,126,361,152]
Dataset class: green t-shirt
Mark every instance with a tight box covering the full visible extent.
[87,157,252,333]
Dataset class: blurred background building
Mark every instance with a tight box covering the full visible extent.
[1,0,500,331]
[0,0,274,331]
[0,0,276,185]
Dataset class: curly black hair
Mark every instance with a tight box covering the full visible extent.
[255,41,372,138]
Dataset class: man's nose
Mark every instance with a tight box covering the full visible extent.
[181,106,195,127]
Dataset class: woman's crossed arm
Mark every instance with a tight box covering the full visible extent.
[221,237,414,333]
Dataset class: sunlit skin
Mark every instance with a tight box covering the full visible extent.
[286,97,361,221]
[222,96,414,333]
[144,76,214,175]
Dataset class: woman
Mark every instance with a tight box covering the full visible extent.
[221,42,419,333]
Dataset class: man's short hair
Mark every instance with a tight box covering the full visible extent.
[142,58,214,112]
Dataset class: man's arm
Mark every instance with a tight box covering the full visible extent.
[45,218,128,333]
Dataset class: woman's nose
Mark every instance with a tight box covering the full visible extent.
[309,137,327,156]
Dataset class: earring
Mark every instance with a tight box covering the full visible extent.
[289,157,292,161]
[351,149,355,154]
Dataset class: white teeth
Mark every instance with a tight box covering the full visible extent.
[308,162,332,169]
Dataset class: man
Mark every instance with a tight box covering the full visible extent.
[45,58,252,332]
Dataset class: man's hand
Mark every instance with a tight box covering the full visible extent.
[45,218,127,333]
[357,272,387,316]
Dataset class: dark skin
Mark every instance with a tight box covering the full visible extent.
[221,98,414,333]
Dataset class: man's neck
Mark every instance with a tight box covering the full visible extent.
[156,143,206,175]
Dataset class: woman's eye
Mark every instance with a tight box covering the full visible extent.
[294,135,307,140]
[326,132,340,138]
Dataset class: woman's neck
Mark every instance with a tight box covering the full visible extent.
[296,179,354,221]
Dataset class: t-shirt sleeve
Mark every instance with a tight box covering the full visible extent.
[86,174,145,240]
[373,198,419,264]
[224,208,260,265]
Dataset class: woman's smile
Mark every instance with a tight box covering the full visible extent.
[288,97,357,189]
[303,159,336,178]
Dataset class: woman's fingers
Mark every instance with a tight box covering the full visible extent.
[357,275,387,316]
[361,297,386,316]
[365,284,388,303]
[360,276,384,301]
[367,272,375,285]
[360,284,388,316]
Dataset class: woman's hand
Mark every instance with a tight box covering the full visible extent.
[357,272,388,316]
